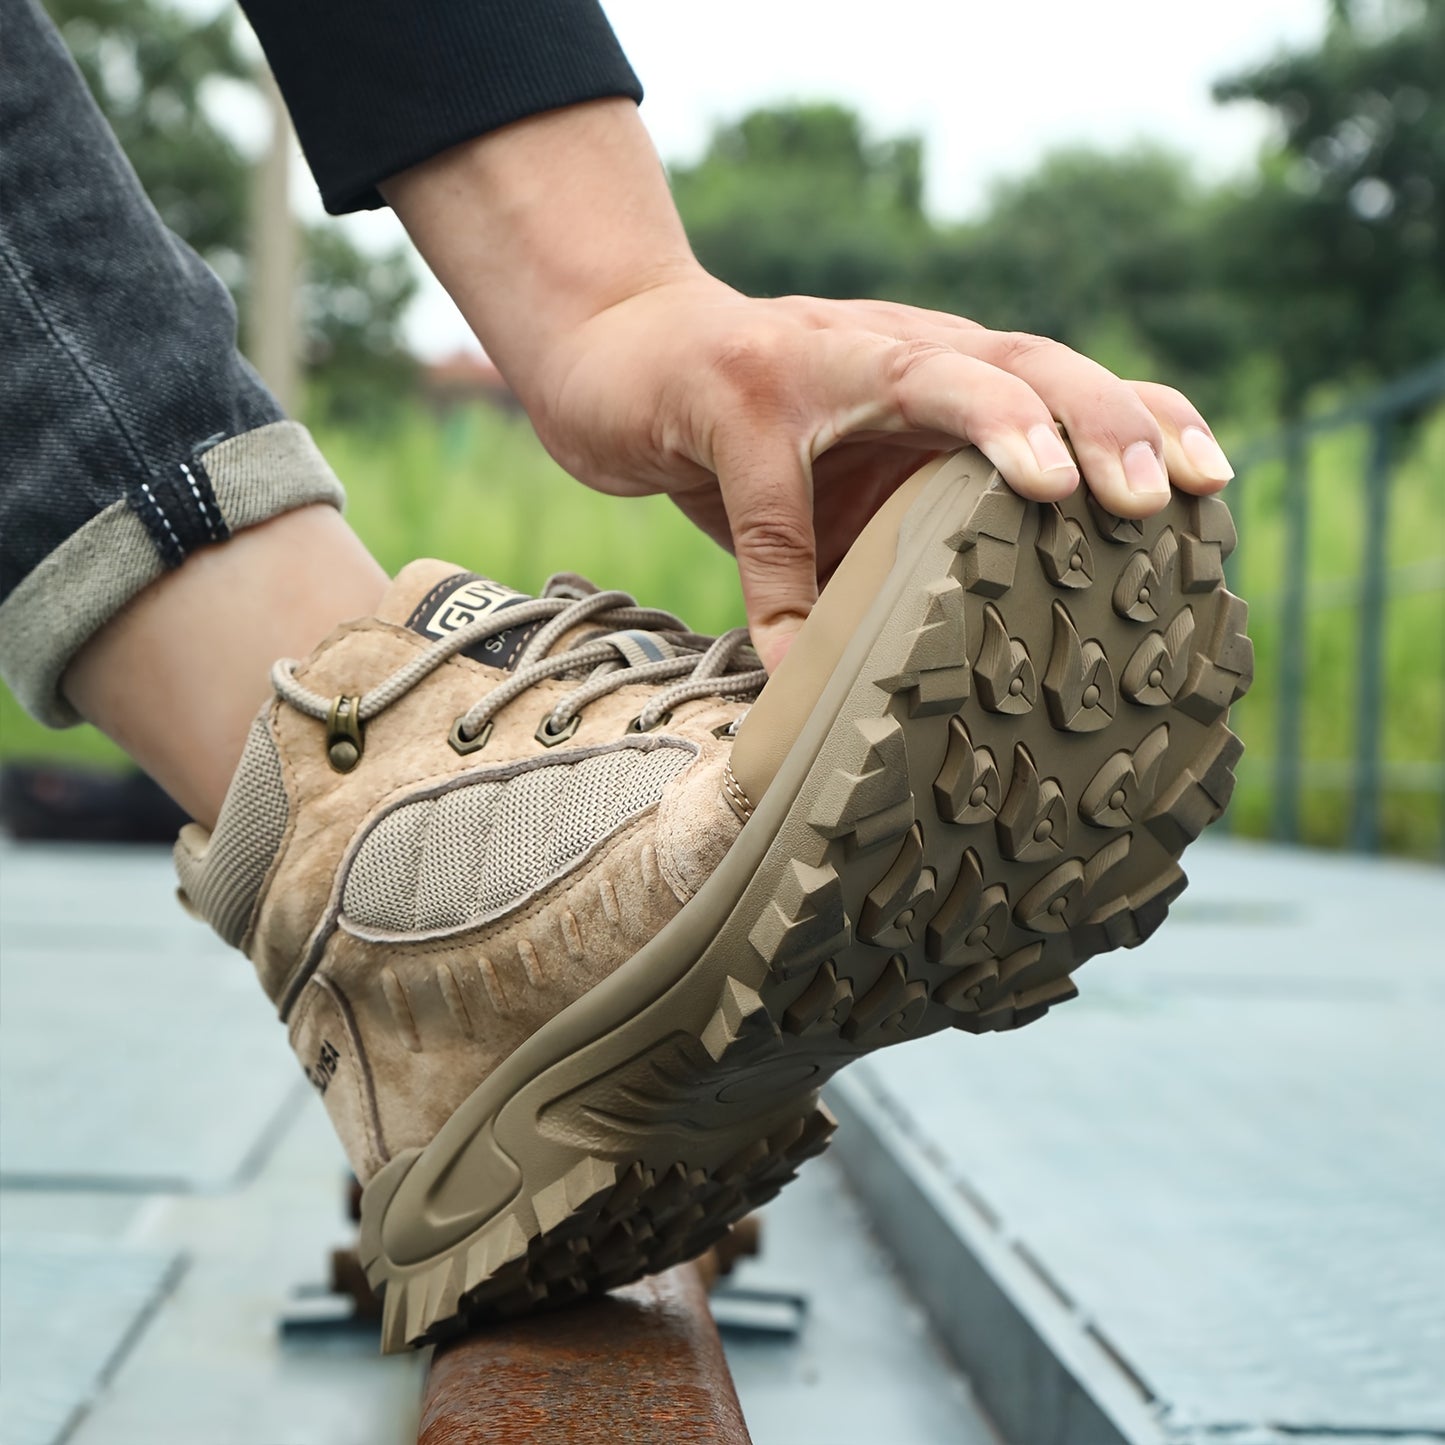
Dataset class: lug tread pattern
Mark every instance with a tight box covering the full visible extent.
[364,469,1251,1349]
[374,1106,837,1348]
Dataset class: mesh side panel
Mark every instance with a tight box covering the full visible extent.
[539,757,597,878]
[341,745,693,936]
[474,766,571,918]
[342,802,429,933]
[542,748,691,877]
[414,782,503,929]
[609,746,695,825]
[173,716,288,948]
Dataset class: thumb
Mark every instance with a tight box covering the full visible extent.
[713,428,818,673]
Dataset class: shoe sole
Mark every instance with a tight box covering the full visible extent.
[358,451,1252,1350]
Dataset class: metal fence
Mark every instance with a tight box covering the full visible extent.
[1226,354,1445,856]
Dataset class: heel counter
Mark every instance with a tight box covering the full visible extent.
[289,976,388,1182]
[174,708,291,980]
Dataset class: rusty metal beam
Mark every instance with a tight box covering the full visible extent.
[416,1263,752,1444]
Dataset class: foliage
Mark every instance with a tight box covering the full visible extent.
[941,150,1250,410]
[4,398,1440,857]
[671,4,1444,418]
[299,228,418,421]
[670,103,933,303]
[45,0,417,409]
[1212,0,1445,407]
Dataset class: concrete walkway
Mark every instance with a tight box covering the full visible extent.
[830,838,1445,1444]
[0,842,984,1445]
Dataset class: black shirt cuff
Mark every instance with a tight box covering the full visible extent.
[239,0,643,214]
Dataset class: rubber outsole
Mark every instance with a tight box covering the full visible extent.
[359,460,1253,1351]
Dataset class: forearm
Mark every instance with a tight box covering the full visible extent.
[380,100,709,411]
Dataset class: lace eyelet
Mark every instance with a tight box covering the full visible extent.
[535,713,581,747]
[449,717,493,755]
[626,709,673,735]
[712,719,739,740]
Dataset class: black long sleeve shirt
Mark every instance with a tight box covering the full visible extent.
[238,0,642,214]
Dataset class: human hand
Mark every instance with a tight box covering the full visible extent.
[529,272,1235,669]
[383,101,1234,670]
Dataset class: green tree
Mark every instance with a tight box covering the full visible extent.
[938,148,1246,407]
[671,104,1245,410]
[1213,0,1445,408]
[670,103,933,302]
[45,0,417,410]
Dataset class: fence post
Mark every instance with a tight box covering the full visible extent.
[1273,427,1309,843]
[1349,419,1393,852]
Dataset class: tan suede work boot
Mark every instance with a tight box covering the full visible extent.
[175,449,1251,1350]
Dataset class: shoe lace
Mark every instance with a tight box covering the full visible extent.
[271,572,767,754]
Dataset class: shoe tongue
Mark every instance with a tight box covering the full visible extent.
[379,560,546,671]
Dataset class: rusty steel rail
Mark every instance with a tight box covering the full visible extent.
[416,1262,752,1444]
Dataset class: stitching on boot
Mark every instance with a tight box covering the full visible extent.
[722,760,755,823]
[309,974,390,1171]
[722,760,754,821]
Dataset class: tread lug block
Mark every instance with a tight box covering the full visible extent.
[974,604,1037,714]
[765,1115,808,1155]
[949,481,1026,596]
[533,1157,614,1236]
[1180,494,1238,592]
[997,744,1069,862]
[702,976,783,1063]
[749,858,851,978]
[1128,862,1189,943]
[1079,863,1187,953]
[650,1162,707,1214]
[1006,977,1080,1029]
[875,576,972,717]
[1036,504,1094,589]
[841,955,929,1045]
[601,1163,651,1218]
[809,715,914,849]
[1121,607,1196,706]
[858,823,936,947]
[797,1104,838,1155]
[1087,492,1146,546]
[1146,729,1244,853]
[717,1139,770,1184]
[933,958,1000,1016]
[781,960,854,1037]
[1112,529,1179,623]
[1014,857,1085,933]
[1176,593,1253,724]
[1080,723,1170,828]
[954,942,1048,1033]
[994,940,1052,993]
[934,717,1002,825]
[1043,601,1118,733]
[926,847,1010,963]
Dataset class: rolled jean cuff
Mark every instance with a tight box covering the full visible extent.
[0,420,345,727]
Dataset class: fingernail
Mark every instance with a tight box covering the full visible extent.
[1027,425,1078,479]
[1124,441,1170,496]
[1181,426,1235,482]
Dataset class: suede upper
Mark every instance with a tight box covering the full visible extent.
[177,562,750,1181]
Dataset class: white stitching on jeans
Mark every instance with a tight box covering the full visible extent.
[139,480,183,557]
[178,461,220,541]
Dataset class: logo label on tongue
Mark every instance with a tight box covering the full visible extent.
[405,572,543,671]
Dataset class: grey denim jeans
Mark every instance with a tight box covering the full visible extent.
[0,0,345,725]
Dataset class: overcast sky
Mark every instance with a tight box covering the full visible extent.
[291,0,1329,358]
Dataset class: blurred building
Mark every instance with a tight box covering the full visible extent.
[420,350,520,415]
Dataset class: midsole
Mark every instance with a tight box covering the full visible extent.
[376,452,997,1268]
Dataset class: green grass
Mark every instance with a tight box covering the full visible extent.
[4,397,1442,857]
[1217,402,1445,857]
[0,405,745,773]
